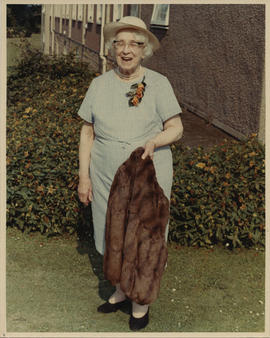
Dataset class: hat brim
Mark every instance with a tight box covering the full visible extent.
[104,22,160,52]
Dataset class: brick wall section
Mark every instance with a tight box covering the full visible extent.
[141,4,265,137]
[85,23,101,51]
[71,20,82,43]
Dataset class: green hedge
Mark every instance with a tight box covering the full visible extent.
[170,137,265,249]
[7,41,96,236]
[7,43,265,248]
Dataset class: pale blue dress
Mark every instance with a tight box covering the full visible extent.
[78,68,182,254]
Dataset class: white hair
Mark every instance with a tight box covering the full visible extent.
[105,29,154,60]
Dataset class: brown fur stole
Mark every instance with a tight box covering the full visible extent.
[103,147,169,305]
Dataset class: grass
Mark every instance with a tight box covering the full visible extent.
[6,226,265,333]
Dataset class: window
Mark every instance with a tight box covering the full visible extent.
[87,4,94,23]
[113,4,123,21]
[96,4,102,25]
[78,5,83,21]
[65,5,70,19]
[130,4,139,17]
[54,5,61,18]
[62,5,66,19]
[72,4,77,20]
[150,4,170,29]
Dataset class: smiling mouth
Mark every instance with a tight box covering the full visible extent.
[122,57,133,62]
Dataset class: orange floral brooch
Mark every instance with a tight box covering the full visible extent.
[126,76,146,107]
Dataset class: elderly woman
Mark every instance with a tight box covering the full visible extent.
[77,16,183,330]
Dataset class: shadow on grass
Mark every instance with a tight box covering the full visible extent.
[75,203,131,315]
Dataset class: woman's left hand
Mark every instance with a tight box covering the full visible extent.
[141,140,156,160]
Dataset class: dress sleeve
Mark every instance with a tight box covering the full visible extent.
[156,77,182,122]
[77,78,96,123]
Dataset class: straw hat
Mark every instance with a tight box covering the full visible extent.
[103,16,160,52]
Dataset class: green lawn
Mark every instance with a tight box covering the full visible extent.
[7,33,41,75]
[6,227,265,333]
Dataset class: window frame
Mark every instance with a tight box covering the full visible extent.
[72,4,77,21]
[150,4,170,29]
[130,4,139,17]
[62,5,66,19]
[77,4,83,21]
[87,4,94,23]
[96,4,102,25]
[65,5,70,19]
[54,5,61,18]
[113,4,124,21]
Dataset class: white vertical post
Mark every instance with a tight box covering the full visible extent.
[50,4,55,55]
[104,5,110,57]
[82,4,86,46]
[99,4,107,74]
[59,5,63,34]
[43,5,50,55]
[68,5,72,38]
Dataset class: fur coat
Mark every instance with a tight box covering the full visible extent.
[103,147,169,305]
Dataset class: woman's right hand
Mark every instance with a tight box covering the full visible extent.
[78,177,93,206]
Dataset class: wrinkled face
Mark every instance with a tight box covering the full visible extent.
[114,30,145,75]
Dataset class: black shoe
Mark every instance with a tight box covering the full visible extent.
[97,299,128,313]
[129,308,149,331]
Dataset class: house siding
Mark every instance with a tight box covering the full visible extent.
[141,4,265,139]
[85,23,101,52]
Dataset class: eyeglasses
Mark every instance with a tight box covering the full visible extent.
[113,40,145,51]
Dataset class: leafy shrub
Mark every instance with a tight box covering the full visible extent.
[7,42,97,235]
[169,136,265,249]
[7,42,265,249]
[8,38,92,81]
[7,27,31,38]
